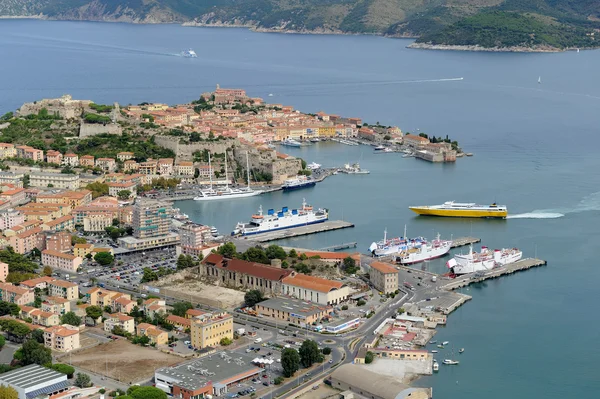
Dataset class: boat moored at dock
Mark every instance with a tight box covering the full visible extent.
[340,162,370,174]
[281,138,302,147]
[409,201,508,218]
[232,199,328,236]
[448,244,523,275]
[282,175,316,191]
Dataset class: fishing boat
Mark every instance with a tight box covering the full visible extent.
[409,201,508,219]
[194,152,262,201]
[232,198,328,236]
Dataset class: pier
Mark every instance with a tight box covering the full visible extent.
[320,242,358,252]
[244,220,354,243]
[450,236,481,248]
[442,258,547,290]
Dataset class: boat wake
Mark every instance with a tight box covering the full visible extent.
[507,212,564,219]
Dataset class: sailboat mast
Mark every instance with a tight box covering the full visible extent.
[208,152,213,189]
[246,151,250,189]
[225,152,228,189]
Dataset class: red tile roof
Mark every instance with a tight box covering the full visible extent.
[203,253,292,281]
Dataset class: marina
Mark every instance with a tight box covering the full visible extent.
[242,220,354,242]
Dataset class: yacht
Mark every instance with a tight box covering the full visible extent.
[182,49,197,58]
[281,138,302,147]
[194,152,262,201]
[340,162,370,174]
[306,162,322,170]
[443,359,459,365]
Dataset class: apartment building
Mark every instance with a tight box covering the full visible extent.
[45,150,63,165]
[190,312,233,349]
[369,261,399,295]
[20,276,56,290]
[0,283,34,305]
[107,181,137,198]
[42,296,71,315]
[166,315,191,330]
[29,173,79,189]
[79,155,95,167]
[0,262,7,283]
[0,172,24,188]
[142,298,166,320]
[179,222,212,257]
[36,190,92,207]
[40,215,74,232]
[87,288,131,309]
[136,323,168,346]
[44,325,81,352]
[73,243,94,258]
[117,151,134,161]
[16,145,44,161]
[139,160,158,175]
[175,161,194,176]
[104,313,135,334]
[0,143,16,159]
[95,158,116,172]
[123,160,139,172]
[0,188,26,206]
[9,227,44,254]
[45,231,72,253]
[41,249,82,273]
[62,153,79,167]
[0,209,24,230]
[20,307,59,327]
[48,279,79,300]
[83,215,113,232]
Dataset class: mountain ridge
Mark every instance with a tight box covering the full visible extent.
[1,0,599,50]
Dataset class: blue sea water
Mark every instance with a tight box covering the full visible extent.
[2,19,600,398]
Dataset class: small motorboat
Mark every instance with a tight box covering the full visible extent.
[437,344,445,349]
[433,361,439,372]
[431,350,438,353]
[429,340,437,345]
[459,348,465,354]
[443,359,459,365]
[442,341,449,346]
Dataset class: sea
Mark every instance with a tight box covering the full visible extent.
[1,19,600,398]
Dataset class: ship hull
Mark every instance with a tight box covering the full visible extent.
[409,207,507,218]
[237,218,328,236]
[194,190,262,201]
[398,243,452,264]
[283,182,316,191]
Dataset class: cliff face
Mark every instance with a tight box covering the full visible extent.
[1,0,599,49]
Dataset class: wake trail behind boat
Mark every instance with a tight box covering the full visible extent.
[507,212,564,219]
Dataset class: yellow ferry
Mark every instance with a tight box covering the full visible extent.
[409,201,508,219]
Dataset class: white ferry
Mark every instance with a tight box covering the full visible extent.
[397,234,452,264]
[448,245,523,275]
[232,199,328,236]
[282,175,316,191]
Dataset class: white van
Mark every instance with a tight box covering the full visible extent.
[254,338,263,343]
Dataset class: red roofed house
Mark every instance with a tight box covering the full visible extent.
[166,314,191,330]
[201,253,293,295]
[282,274,350,305]
[403,134,430,148]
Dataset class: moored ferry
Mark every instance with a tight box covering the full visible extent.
[409,201,508,218]
[232,199,328,236]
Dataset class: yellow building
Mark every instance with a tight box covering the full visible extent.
[87,287,131,308]
[44,324,81,352]
[190,312,233,349]
[369,261,399,295]
[73,243,94,258]
[136,323,169,346]
[104,313,135,334]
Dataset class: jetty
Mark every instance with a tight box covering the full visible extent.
[442,258,547,290]
[450,236,481,248]
[244,220,354,243]
[320,242,358,252]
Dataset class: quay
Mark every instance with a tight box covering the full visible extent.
[320,242,358,252]
[442,258,547,290]
[244,220,354,243]
[451,236,481,248]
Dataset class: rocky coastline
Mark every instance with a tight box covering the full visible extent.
[407,42,566,53]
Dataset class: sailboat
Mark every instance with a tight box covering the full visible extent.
[538,76,541,84]
[194,152,263,200]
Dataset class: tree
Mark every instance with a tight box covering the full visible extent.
[129,386,167,399]
[30,248,41,259]
[0,335,5,350]
[0,301,20,317]
[281,348,300,377]
[50,363,75,378]
[365,351,374,364]
[21,339,52,365]
[299,340,321,368]
[31,329,45,343]
[117,190,132,200]
[42,266,53,276]
[0,385,18,399]
[71,235,87,245]
[85,182,109,199]
[242,247,268,264]
[94,252,114,265]
[132,335,150,345]
[288,249,298,259]
[172,302,193,317]
[342,256,359,274]
[141,267,158,283]
[220,337,232,346]
[322,347,332,355]
[86,305,103,320]
[265,245,287,260]
[217,242,236,258]
[60,312,82,326]
[274,376,284,385]
[74,372,91,388]
[244,290,265,307]
[176,254,195,270]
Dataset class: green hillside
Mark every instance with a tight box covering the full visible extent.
[1,0,599,49]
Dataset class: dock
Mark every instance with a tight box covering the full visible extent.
[442,258,547,290]
[320,242,358,252]
[450,236,481,248]
[245,220,354,243]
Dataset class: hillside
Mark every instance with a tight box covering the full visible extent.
[1,0,599,50]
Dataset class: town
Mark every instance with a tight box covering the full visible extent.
[0,86,480,399]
